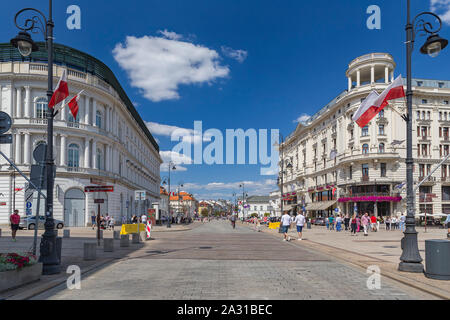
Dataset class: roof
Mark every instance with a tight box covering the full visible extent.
[0,42,159,152]
[246,196,271,203]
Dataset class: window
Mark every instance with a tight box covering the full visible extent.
[421,126,428,137]
[444,101,449,105]
[440,112,443,120]
[362,126,369,137]
[439,82,445,88]
[443,186,450,201]
[350,129,354,139]
[36,98,48,119]
[417,81,423,87]
[362,164,369,177]
[379,143,385,153]
[442,165,447,179]
[362,144,369,154]
[421,144,428,156]
[427,111,431,120]
[379,110,384,118]
[96,148,103,170]
[68,144,80,170]
[419,164,425,177]
[380,163,387,177]
[417,111,421,119]
[96,111,102,128]
[422,99,428,104]
[349,166,352,179]
[379,124,385,135]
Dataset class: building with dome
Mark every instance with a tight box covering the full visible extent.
[280,53,450,218]
[0,42,162,226]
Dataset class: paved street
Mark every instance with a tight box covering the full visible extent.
[32,220,434,300]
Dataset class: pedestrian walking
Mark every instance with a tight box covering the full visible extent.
[109,217,115,230]
[399,214,406,232]
[329,215,335,231]
[370,214,377,232]
[344,214,350,231]
[445,214,450,238]
[362,213,370,236]
[336,215,342,232]
[122,215,127,225]
[391,216,397,230]
[294,212,306,240]
[350,214,357,236]
[141,214,148,226]
[9,210,20,242]
[91,211,97,229]
[105,213,111,230]
[325,217,329,230]
[385,216,391,230]
[356,214,361,233]
[280,212,292,241]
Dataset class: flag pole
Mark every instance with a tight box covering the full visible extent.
[53,90,84,114]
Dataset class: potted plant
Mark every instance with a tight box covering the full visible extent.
[0,252,42,292]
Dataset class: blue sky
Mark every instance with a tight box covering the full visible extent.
[1,0,450,200]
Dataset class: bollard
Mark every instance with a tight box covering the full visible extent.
[120,234,129,247]
[132,233,140,244]
[113,230,120,240]
[56,237,62,263]
[83,242,97,261]
[63,229,70,238]
[104,238,114,252]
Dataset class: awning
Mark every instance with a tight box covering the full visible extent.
[305,200,337,211]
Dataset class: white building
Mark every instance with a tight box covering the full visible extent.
[245,196,272,218]
[0,43,162,226]
[269,190,281,217]
[280,53,450,219]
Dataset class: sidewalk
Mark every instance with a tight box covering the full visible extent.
[0,222,196,300]
[243,221,450,299]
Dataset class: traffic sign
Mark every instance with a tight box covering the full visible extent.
[0,112,12,145]
[26,201,32,209]
[33,143,47,163]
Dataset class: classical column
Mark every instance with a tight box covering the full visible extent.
[84,138,91,169]
[60,135,67,167]
[92,140,97,169]
[92,100,97,127]
[105,146,110,172]
[24,86,31,118]
[390,71,394,82]
[85,96,90,125]
[24,133,31,165]
[348,77,352,91]
[16,87,22,119]
[105,107,110,132]
[356,70,361,87]
[371,66,375,84]
[15,133,22,164]
[385,67,389,84]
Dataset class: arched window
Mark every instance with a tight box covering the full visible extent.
[378,110,384,118]
[68,144,80,171]
[362,144,369,154]
[96,148,103,170]
[36,98,48,119]
[379,143,385,153]
[96,111,102,128]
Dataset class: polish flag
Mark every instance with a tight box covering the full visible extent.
[67,90,84,119]
[352,75,405,128]
[49,70,69,108]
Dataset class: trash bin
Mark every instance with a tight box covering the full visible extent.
[424,239,450,280]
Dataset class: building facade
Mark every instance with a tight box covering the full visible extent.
[280,53,450,219]
[245,196,272,218]
[169,191,198,219]
[0,43,162,226]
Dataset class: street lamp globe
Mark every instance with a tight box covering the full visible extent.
[420,34,448,58]
[10,31,38,57]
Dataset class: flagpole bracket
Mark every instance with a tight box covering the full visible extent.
[401,114,409,122]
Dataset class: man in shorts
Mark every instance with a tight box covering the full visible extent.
[445,214,450,238]
[294,212,306,240]
[280,212,292,241]
[10,210,20,242]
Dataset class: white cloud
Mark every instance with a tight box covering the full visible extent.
[113,33,230,102]
[294,114,311,123]
[431,0,450,24]
[160,150,192,165]
[221,46,248,63]
[184,179,277,194]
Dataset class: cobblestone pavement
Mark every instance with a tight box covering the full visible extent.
[32,220,435,300]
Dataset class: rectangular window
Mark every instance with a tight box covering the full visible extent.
[362,164,369,177]
[380,163,386,177]
[422,99,428,104]
[419,204,433,215]
[419,164,425,177]
[379,125,384,135]
[442,186,450,201]
[442,165,447,178]
[422,144,427,156]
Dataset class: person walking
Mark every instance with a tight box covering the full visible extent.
[370,214,377,232]
[325,217,329,230]
[91,212,97,230]
[230,214,236,229]
[399,214,406,232]
[361,213,370,236]
[344,214,350,231]
[294,212,306,240]
[385,216,391,231]
[445,214,450,238]
[280,212,292,242]
[356,214,361,233]
[105,213,111,230]
[328,215,335,231]
[10,210,20,242]
[109,217,115,230]
[350,214,357,236]
[141,213,148,226]
[336,215,342,232]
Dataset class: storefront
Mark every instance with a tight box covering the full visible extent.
[338,196,402,217]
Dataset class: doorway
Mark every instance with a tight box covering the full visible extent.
[64,188,86,227]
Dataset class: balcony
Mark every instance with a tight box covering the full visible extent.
[441,176,450,182]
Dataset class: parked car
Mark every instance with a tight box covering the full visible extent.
[19,216,65,230]
[313,217,326,226]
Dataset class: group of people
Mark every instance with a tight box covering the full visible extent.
[280,211,306,242]
[91,212,115,230]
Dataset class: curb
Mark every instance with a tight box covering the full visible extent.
[253,224,450,300]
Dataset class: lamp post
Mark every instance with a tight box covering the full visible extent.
[399,0,448,273]
[163,162,177,228]
[239,184,247,220]
[11,1,60,275]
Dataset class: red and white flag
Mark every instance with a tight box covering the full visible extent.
[49,69,69,108]
[67,90,84,119]
[353,75,405,128]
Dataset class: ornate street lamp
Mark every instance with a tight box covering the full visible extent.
[11,2,59,275]
[400,0,448,273]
